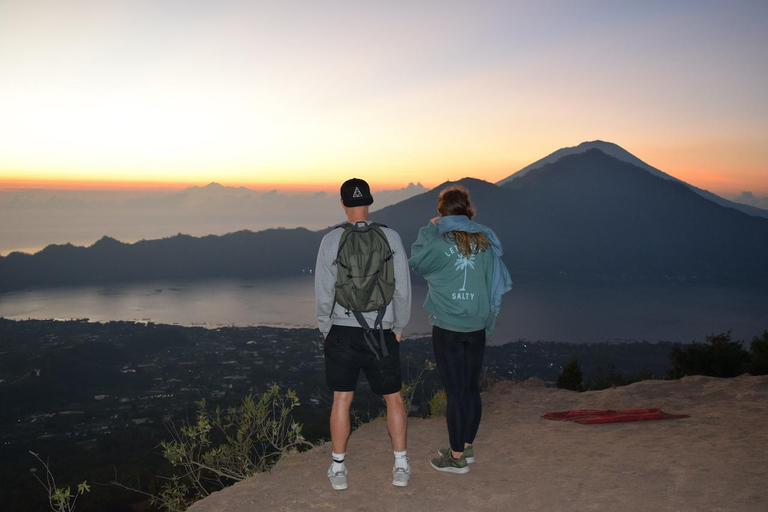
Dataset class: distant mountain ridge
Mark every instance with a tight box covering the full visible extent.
[498,140,768,220]
[2,145,768,291]
[0,229,324,291]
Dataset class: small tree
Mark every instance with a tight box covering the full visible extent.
[557,358,584,391]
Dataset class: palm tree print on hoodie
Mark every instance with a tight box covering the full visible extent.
[454,254,475,291]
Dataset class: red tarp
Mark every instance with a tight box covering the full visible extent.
[542,408,690,425]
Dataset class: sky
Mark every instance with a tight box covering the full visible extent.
[1,0,766,195]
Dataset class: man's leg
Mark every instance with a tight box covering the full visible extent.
[383,391,407,451]
[383,390,410,486]
[364,331,410,486]
[327,390,354,490]
[324,326,360,490]
[330,390,354,454]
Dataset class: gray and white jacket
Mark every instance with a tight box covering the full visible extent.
[314,221,411,336]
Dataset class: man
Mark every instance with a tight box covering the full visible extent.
[315,178,412,490]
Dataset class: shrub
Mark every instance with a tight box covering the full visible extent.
[479,365,500,392]
[117,385,312,512]
[667,332,749,379]
[29,452,90,512]
[427,389,447,418]
[399,359,436,416]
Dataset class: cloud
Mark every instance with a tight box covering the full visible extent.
[731,191,768,210]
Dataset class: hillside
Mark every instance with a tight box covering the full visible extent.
[188,375,768,512]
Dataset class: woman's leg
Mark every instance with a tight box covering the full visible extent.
[463,328,486,445]
[431,326,466,454]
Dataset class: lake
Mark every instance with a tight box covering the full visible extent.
[0,277,766,344]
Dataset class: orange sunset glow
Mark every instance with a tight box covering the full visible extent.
[1,1,767,196]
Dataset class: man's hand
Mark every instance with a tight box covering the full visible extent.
[430,216,441,225]
[395,332,402,343]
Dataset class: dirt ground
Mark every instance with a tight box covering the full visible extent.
[188,374,768,512]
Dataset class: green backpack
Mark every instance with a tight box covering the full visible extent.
[332,222,395,358]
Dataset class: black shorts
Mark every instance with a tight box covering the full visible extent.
[324,325,402,395]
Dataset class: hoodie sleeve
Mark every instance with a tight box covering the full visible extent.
[314,232,338,336]
[408,222,442,276]
[386,229,412,334]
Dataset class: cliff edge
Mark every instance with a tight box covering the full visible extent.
[188,375,767,512]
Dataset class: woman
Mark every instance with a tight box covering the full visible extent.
[408,185,512,474]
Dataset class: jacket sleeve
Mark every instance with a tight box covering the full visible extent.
[314,233,337,336]
[388,230,412,334]
[408,222,442,276]
[485,254,497,337]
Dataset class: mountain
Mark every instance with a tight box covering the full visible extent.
[373,149,768,283]
[0,181,430,257]
[2,148,768,291]
[498,141,768,220]
[0,229,324,291]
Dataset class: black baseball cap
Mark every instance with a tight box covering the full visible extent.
[340,178,374,207]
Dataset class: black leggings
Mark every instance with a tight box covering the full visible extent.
[431,325,486,453]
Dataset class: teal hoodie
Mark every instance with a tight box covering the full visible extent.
[409,218,507,335]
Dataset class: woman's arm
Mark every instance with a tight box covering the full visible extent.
[408,221,442,276]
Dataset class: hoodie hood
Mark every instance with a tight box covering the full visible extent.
[437,215,504,257]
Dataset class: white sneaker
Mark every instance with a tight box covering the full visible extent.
[392,464,411,487]
[328,464,348,490]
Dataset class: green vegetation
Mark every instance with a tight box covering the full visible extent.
[30,452,90,512]
[400,359,437,415]
[427,389,448,418]
[130,385,313,512]
[667,332,750,379]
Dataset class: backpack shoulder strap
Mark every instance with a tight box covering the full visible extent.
[334,223,356,265]
[366,223,394,259]
[329,222,353,317]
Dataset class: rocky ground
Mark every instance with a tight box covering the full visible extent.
[188,375,768,512]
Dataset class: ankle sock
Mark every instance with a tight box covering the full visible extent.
[332,452,346,473]
[394,450,409,469]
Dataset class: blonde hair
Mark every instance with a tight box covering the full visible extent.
[437,185,490,258]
